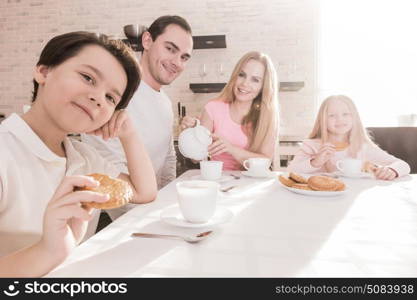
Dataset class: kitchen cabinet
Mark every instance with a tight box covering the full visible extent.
[189,83,226,93]
[279,81,304,91]
[192,35,226,49]
[189,81,305,93]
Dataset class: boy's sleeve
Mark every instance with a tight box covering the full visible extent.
[81,134,128,175]
[78,140,122,179]
[95,150,121,179]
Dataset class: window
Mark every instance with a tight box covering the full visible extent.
[319,0,417,126]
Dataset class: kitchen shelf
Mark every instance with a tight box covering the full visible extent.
[189,81,305,93]
[189,83,226,93]
[192,35,226,49]
[122,34,228,51]
[280,81,304,91]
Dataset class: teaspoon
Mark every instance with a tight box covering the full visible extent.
[131,230,213,243]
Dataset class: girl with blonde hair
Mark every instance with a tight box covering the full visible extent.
[181,51,279,170]
[288,95,410,180]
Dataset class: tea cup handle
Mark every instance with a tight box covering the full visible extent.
[336,160,344,172]
[243,160,250,170]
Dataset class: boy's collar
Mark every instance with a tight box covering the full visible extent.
[2,113,66,163]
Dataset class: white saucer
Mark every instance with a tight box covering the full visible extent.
[335,171,373,179]
[160,206,233,228]
[190,174,234,183]
[241,170,275,178]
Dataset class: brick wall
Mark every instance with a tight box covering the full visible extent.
[0,0,318,138]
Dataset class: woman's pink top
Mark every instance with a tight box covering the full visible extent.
[288,139,411,177]
[205,100,248,170]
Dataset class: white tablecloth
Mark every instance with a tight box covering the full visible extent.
[47,170,417,277]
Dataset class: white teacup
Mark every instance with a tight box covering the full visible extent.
[176,180,219,223]
[243,158,271,176]
[336,158,362,176]
[200,160,223,180]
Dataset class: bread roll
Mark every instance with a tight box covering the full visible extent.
[77,173,133,209]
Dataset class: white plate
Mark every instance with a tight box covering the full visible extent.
[190,174,234,183]
[335,171,373,179]
[160,206,233,228]
[241,170,275,178]
[278,181,347,197]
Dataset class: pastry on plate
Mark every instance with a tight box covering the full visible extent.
[289,172,308,184]
[307,175,346,191]
[292,183,313,190]
[278,175,296,187]
[279,174,346,192]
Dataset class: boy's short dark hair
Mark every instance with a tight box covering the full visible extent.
[32,31,140,109]
[147,15,192,42]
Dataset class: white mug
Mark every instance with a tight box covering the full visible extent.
[200,160,223,180]
[176,180,219,223]
[336,158,362,175]
[243,158,271,175]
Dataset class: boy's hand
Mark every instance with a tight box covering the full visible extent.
[40,176,109,259]
[88,109,135,140]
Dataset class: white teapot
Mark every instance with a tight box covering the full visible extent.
[178,119,212,160]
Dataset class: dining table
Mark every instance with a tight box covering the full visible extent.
[47,170,417,277]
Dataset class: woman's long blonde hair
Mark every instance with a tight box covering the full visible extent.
[309,95,375,157]
[218,51,279,153]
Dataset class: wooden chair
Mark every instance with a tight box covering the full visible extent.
[367,127,417,174]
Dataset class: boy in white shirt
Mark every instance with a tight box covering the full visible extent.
[0,31,157,277]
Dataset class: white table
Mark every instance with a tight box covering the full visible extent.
[47,170,417,277]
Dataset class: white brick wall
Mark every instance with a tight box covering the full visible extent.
[0,0,318,138]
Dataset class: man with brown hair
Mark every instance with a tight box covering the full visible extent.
[83,15,193,220]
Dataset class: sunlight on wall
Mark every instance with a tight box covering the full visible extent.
[318,0,417,126]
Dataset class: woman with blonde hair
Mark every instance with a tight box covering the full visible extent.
[288,95,410,180]
[181,51,279,170]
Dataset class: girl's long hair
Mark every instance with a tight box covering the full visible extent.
[217,51,279,153]
[309,95,375,157]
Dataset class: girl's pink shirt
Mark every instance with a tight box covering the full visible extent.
[287,139,411,177]
[205,100,248,170]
